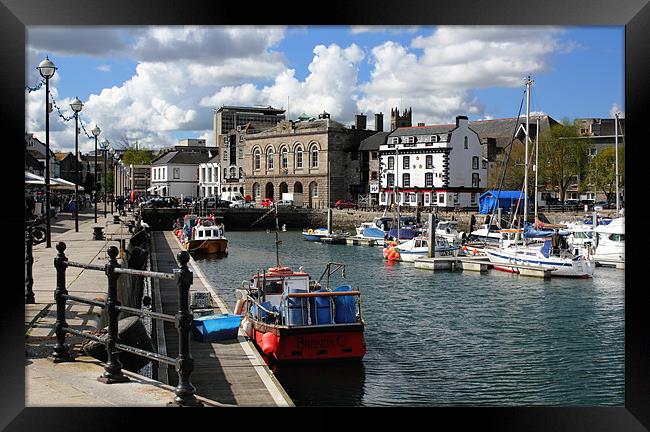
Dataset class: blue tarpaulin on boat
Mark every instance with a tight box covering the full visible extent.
[478,190,525,214]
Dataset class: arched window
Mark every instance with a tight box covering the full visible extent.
[403,155,410,170]
[403,173,410,188]
[281,147,288,169]
[295,145,303,169]
[388,156,394,170]
[267,147,274,170]
[229,167,236,178]
[252,182,260,198]
[239,167,243,179]
[254,148,261,170]
[310,145,319,168]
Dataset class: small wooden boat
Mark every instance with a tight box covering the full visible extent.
[174,214,228,256]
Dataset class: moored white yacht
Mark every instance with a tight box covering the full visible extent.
[592,217,624,267]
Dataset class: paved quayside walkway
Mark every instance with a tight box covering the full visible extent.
[25,209,290,406]
[152,230,292,406]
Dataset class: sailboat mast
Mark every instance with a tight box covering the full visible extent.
[274,206,280,266]
[615,112,620,216]
[524,76,533,226]
[534,117,540,220]
[396,144,400,240]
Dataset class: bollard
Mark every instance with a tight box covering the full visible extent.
[98,246,130,384]
[93,226,105,240]
[25,228,35,304]
[52,242,73,363]
[169,250,202,407]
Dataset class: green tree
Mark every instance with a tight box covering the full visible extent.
[122,147,153,165]
[586,146,624,204]
[538,121,591,202]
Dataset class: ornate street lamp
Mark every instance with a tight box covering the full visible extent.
[37,56,57,248]
[91,125,101,223]
[109,148,116,214]
[100,139,109,218]
[70,97,84,232]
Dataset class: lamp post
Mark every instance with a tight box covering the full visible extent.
[91,125,101,223]
[70,97,84,232]
[109,149,116,214]
[100,139,109,218]
[37,56,57,248]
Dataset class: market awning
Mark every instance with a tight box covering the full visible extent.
[146,186,157,192]
[51,177,84,191]
[25,171,45,184]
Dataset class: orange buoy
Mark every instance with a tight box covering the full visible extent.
[261,332,279,354]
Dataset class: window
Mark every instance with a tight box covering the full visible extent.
[310,182,318,197]
[230,167,236,178]
[471,193,477,204]
[390,137,399,144]
[403,156,410,170]
[454,193,459,204]
[310,145,319,168]
[404,193,410,203]
[472,173,479,188]
[371,152,378,160]
[438,194,445,204]
[371,171,378,180]
[254,149,261,170]
[200,167,205,182]
[295,146,303,169]
[223,149,228,161]
[403,173,410,188]
[239,148,243,159]
[388,156,394,170]
[426,155,433,169]
[482,159,488,169]
[253,182,260,198]
[173,167,180,179]
[425,172,433,187]
[464,136,468,149]
[267,147,274,170]
[472,156,479,170]
[281,147,288,169]
[387,173,394,188]
[406,136,415,144]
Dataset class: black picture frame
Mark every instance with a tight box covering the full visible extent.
[4,0,648,429]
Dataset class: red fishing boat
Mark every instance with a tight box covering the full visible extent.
[234,208,366,362]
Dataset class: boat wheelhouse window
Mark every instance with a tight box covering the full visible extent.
[609,233,624,242]
[264,280,283,294]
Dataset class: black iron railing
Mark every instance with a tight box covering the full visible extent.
[51,241,202,407]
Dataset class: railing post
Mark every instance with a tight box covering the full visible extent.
[98,246,130,384]
[169,250,202,407]
[25,227,35,304]
[51,242,73,363]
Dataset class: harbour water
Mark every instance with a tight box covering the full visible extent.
[195,230,624,407]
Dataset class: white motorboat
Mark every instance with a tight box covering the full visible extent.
[485,229,595,278]
[383,235,458,262]
[592,217,624,266]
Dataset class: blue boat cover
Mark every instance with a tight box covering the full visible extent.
[479,190,525,214]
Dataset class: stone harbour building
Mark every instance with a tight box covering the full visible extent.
[243,113,376,208]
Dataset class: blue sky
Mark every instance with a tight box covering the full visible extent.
[25,26,624,152]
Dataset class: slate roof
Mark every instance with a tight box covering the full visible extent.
[389,115,557,148]
[152,150,211,165]
[359,132,390,151]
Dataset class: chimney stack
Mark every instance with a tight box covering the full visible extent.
[375,112,384,132]
[355,113,367,130]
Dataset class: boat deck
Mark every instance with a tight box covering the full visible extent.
[151,231,293,406]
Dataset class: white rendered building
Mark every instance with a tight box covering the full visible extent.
[198,156,221,197]
[379,115,487,209]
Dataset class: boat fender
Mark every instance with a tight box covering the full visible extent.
[261,332,279,354]
[241,317,253,338]
[307,229,313,235]
[234,298,245,315]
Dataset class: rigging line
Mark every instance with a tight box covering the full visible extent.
[489,88,526,229]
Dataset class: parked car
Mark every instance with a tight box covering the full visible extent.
[261,198,274,208]
[142,197,179,208]
[201,197,231,209]
[335,199,358,210]
[275,199,295,209]
[229,199,254,208]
